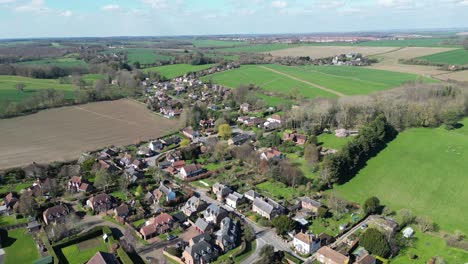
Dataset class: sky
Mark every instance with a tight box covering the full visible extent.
[0,0,468,38]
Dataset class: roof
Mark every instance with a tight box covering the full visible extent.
[115,204,129,215]
[152,213,173,225]
[356,253,376,264]
[195,218,212,232]
[140,224,157,236]
[317,246,349,264]
[253,198,274,215]
[204,204,226,217]
[89,193,111,204]
[295,231,318,244]
[70,176,82,183]
[244,190,260,200]
[182,164,203,174]
[191,233,212,244]
[43,205,68,220]
[87,251,118,264]
[299,197,321,208]
[226,192,243,202]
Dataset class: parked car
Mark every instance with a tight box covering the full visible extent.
[166,234,177,241]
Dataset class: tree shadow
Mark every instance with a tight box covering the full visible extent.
[0,229,17,247]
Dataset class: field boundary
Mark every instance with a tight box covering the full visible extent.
[259,65,344,96]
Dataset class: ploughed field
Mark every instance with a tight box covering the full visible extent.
[0,99,178,169]
[201,64,432,98]
[334,118,468,234]
[144,63,214,79]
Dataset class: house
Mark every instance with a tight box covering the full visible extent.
[203,204,228,225]
[131,159,145,170]
[283,132,308,145]
[68,176,93,193]
[316,246,349,264]
[244,190,260,202]
[215,217,240,252]
[124,167,144,183]
[114,204,129,219]
[252,197,285,220]
[180,164,205,179]
[27,220,41,233]
[228,134,251,146]
[182,127,199,140]
[212,183,232,202]
[240,103,250,113]
[355,253,376,264]
[267,114,283,124]
[194,217,214,234]
[87,193,113,213]
[225,192,244,209]
[154,182,177,202]
[140,213,174,240]
[298,197,321,213]
[182,196,208,217]
[137,146,154,157]
[183,233,219,264]
[166,151,182,163]
[97,160,118,173]
[402,227,414,238]
[43,205,69,225]
[119,153,133,167]
[3,193,18,212]
[161,136,181,146]
[260,148,284,161]
[199,119,215,129]
[87,251,119,264]
[368,216,398,236]
[149,140,164,152]
[293,231,321,255]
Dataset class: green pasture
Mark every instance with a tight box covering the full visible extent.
[144,63,214,79]
[191,39,247,47]
[2,228,39,264]
[417,49,468,65]
[17,57,88,68]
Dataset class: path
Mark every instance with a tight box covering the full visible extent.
[258,65,345,97]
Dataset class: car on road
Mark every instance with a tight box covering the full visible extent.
[361,224,368,229]
[166,234,177,241]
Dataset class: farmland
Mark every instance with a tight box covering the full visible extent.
[353,37,461,47]
[417,48,468,65]
[334,118,468,234]
[191,39,247,47]
[268,46,398,58]
[0,99,178,169]
[218,43,306,53]
[202,64,431,98]
[114,48,174,64]
[144,63,214,79]
[17,57,88,68]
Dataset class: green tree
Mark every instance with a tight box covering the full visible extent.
[18,193,37,217]
[272,215,296,235]
[304,143,319,166]
[180,138,190,147]
[397,209,415,226]
[442,111,460,130]
[363,196,380,214]
[16,83,25,92]
[133,61,141,69]
[135,185,144,197]
[94,169,110,191]
[317,207,329,218]
[359,228,390,257]
[218,124,232,140]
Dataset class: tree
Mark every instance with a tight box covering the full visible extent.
[218,124,232,140]
[242,223,255,242]
[416,216,435,233]
[272,215,295,235]
[304,143,319,166]
[133,61,141,69]
[359,228,390,257]
[442,111,460,130]
[363,196,380,214]
[180,138,190,147]
[94,169,110,191]
[18,193,37,217]
[464,38,468,50]
[317,207,329,218]
[16,83,25,92]
[135,185,144,197]
[398,209,415,226]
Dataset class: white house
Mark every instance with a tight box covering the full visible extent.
[225,192,244,209]
[293,231,321,255]
[402,227,414,238]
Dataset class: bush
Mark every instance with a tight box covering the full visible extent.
[117,248,133,264]
[359,228,390,257]
[363,196,380,214]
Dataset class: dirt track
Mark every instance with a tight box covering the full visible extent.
[0,99,178,169]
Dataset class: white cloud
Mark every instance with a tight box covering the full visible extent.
[0,0,16,4]
[377,0,414,8]
[59,10,72,17]
[14,0,46,12]
[102,4,120,12]
[272,0,288,8]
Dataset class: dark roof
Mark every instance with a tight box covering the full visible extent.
[87,251,118,264]
[43,205,68,220]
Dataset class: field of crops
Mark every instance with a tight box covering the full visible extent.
[123,48,174,64]
[218,43,305,53]
[144,63,214,79]
[268,46,397,58]
[417,48,468,65]
[354,37,461,47]
[202,64,430,98]
[17,57,88,68]
[0,75,75,103]
[334,118,468,234]
[191,39,247,47]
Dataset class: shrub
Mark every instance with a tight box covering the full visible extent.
[359,228,390,257]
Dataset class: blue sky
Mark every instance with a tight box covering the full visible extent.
[0,0,468,38]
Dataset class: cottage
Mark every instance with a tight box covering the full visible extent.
[43,205,69,225]
[124,167,144,183]
[3,193,18,212]
[183,233,219,264]
[228,134,251,146]
[355,253,376,264]
[283,132,308,145]
[97,160,118,173]
[137,146,154,157]
[182,127,199,140]
[293,231,321,255]
[225,192,244,209]
[316,246,349,264]
[140,213,174,240]
[180,164,205,179]
[203,204,228,225]
[182,196,208,217]
[212,183,232,202]
[298,197,321,213]
[114,204,129,219]
[119,153,133,167]
[252,197,285,220]
[267,114,283,124]
[87,193,113,213]
[215,217,240,252]
[68,176,93,193]
[260,148,283,161]
[244,190,260,202]
[154,182,177,202]
[194,218,214,234]
[161,136,181,146]
[87,251,119,264]
[149,140,164,152]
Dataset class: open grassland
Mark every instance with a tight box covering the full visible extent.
[122,48,174,64]
[255,93,291,107]
[0,99,178,169]
[268,46,398,58]
[191,39,247,47]
[61,237,108,264]
[392,229,468,264]
[0,75,75,103]
[417,49,468,65]
[334,118,468,234]
[202,64,430,98]
[2,228,39,264]
[218,43,306,53]
[144,63,214,79]
[366,47,455,76]
[17,57,88,68]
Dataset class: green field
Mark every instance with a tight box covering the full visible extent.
[334,118,468,234]
[317,133,353,150]
[0,75,75,103]
[417,49,468,65]
[61,237,108,264]
[144,63,214,79]
[218,43,306,53]
[255,93,291,107]
[82,74,106,83]
[17,58,88,68]
[256,181,297,200]
[392,228,468,264]
[191,39,246,47]
[354,37,461,47]
[122,48,174,64]
[2,228,39,264]
[202,64,430,98]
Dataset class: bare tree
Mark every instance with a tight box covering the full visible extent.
[16,83,25,92]
[18,193,37,217]
[416,216,435,233]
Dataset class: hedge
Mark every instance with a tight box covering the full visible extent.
[117,247,133,264]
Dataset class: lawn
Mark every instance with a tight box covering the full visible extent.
[256,92,291,107]
[17,57,88,68]
[0,75,75,103]
[317,133,353,150]
[132,218,146,229]
[110,190,129,202]
[392,229,468,264]
[0,215,28,227]
[202,64,431,98]
[2,228,39,264]
[144,64,214,79]
[256,181,297,200]
[417,49,468,65]
[334,118,468,234]
[286,153,316,180]
[82,74,105,83]
[0,181,33,195]
[307,213,358,237]
[61,237,108,264]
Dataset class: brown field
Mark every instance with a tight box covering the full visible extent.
[0,99,178,169]
[267,46,399,58]
[366,47,455,76]
[433,70,468,82]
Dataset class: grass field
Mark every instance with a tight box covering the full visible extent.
[392,229,468,264]
[417,49,468,65]
[218,43,306,53]
[144,63,214,79]
[2,228,39,264]
[256,181,297,200]
[255,93,291,107]
[191,39,246,47]
[354,38,460,47]
[268,46,397,58]
[202,64,430,98]
[122,48,174,64]
[17,57,88,68]
[0,75,75,103]
[61,237,108,264]
[0,181,33,195]
[334,118,468,234]
[82,74,106,83]
[317,133,353,150]
[0,215,28,227]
